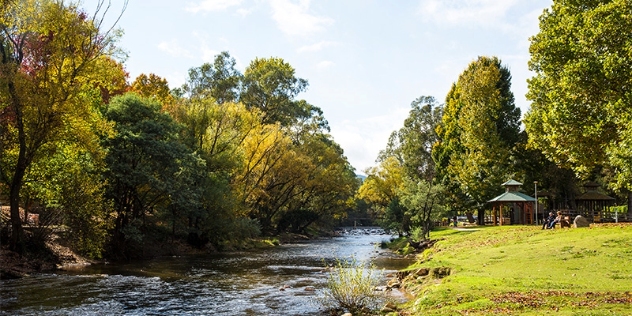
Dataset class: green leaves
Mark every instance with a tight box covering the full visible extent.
[241,57,310,126]
[525,0,632,186]
[436,56,521,208]
[180,51,242,104]
[102,93,196,257]
[360,95,446,238]
[0,0,124,252]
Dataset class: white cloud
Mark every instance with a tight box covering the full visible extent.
[157,40,193,58]
[236,7,253,16]
[186,0,244,13]
[315,60,334,70]
[268,0,333,36]
[516,8,545,49]
[190,31,221,63]
[164,71,186,89]
[201,47,220,63]
[418,0,518,27]
[297,40,336,53]
[331,108,409,173]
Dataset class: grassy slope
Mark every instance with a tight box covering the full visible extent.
[401,224,632,315]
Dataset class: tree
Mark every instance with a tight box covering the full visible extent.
[175,99,261,245]
[130,73,174,106]
[357,156,407,235]
[159,55,357,241]
[180,51,242,104]
[435,56,521,220]
[398,177,444,240]
[525,0,632,194]
[233,122,294,233]
[276,131,358,234]
[24,140,110,258]
[374,96,444,237]
[102,93,196,258]
[240,57,310,126]
[380,96,443,182]
[432,84,469,211]
[0,0,124,252]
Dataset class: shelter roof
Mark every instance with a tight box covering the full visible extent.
[576,191,615,201]
[501,179,522,186]
[488,191,536,203]
[534,189,553,198]
[583,181,600,188]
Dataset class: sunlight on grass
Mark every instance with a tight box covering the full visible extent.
[402,224,632,315]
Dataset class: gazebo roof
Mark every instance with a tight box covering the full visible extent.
[576,181,615,201]
[576,191,615,201]
[501,179,523,186]
[534,189,553,198]
[488,191,536,203]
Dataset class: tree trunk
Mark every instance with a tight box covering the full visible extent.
[628,191,632,221]
[9,158,26,253]
[477,209,484,225]
[8,80,28,254]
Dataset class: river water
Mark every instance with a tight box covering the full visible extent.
[1,228,413,315]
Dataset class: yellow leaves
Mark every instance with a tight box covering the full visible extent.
[88,56,128,102]
[358,156,404,208]
[232,122,286,203]
[0,0,122,196]
[1,0,41,35]
[242,123,288,174]
[130,73,173,107]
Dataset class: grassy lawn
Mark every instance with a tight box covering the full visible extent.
[400,224,632,315]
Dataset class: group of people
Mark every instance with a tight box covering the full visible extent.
[450,211,569,229]
[543,211,565,229]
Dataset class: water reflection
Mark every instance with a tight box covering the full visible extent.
[0,229,413,315]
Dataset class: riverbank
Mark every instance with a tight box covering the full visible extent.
[397,224,632,315]
[0,236,279,279]
[1,231,401,315]
[0,229,334,279]
[0,236,91,279]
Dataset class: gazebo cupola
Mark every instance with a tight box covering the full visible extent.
[488,179,536,225]
[502,179,523,192]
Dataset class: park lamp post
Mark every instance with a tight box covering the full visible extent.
[534,181,538,225]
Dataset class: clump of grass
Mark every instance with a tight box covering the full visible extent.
[317,257,385,315]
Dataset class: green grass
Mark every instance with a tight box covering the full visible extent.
[400,224,632,315]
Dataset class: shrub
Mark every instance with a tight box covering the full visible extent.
[230,217,262,240]
[410,226,424,241]
[318,257,384,315]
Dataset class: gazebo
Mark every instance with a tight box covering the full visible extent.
[576,181,615,222]
[488,179,536,225]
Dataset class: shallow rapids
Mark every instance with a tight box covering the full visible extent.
[1,229,413,315]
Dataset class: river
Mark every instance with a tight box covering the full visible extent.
[0,228,414,315]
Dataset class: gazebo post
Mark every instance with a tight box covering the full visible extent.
[500,206,504,226]
[576,181,615,223]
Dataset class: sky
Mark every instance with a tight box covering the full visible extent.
[83,0,553,175]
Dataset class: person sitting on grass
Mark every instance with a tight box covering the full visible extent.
[542,212,555,229]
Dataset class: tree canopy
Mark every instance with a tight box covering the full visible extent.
[525,0,632,193]
[0,0,124,252]
[434,56,521,210]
